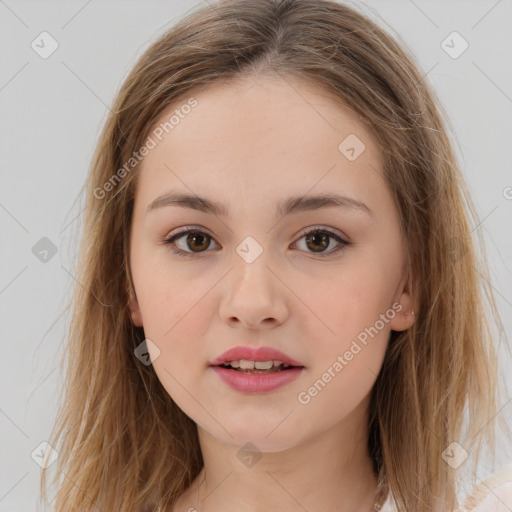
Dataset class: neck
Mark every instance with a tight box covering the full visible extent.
[173,396,378,512]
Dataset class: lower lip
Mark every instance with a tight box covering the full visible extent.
[210,366,304,393]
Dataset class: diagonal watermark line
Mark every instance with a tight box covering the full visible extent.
[407,0,439,28]
[0,265,28,295]
[163,163,233,234]
[468,395,512,443]
[163,267,233,337]
[163,367,234,438]
[153,0,207,39]
[0,202,29,233]
[61,61,111,111]
[61,0,94,29]
[201,470,233,503]
[265,409,294,438]
[0,408,29,439]
[470,468,512,512]
[0,472,29,502]
[406,470,440,511]
[367,366,378,379]
[275,70,336,131]
[470,204,499,234]
[0,61,29,93]
[466,202,511,307]
[266,163,337,234]
[472,471,512,512]
[472,61,512,104]
[420,61,439,82]
[60,264,110,307]
[266,471,311,511]
[0,0,29,28]
[473,265,512,309]
[60,206,86,233]
[264,265,337,335]
[471,0,503,30]
[62,471,105,512]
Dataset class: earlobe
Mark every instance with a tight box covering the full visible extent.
[389,277,417,332]
[127,289,143,327]
[389,297,415,332]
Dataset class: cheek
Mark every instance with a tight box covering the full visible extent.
[133,261,219,374]
[295,262,392,343]
[294,276,389,418]
[138,277,210,407]
[291,259,395,399]
[138,281,206,350]
[132,244,200,334]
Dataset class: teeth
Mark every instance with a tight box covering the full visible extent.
[255,361,273,370]
[225,359,288,369]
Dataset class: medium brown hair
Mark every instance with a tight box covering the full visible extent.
[41,1,506,510]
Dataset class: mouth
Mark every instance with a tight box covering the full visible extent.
[210,345,305,371]
[209,346,305,393]
[214,359,301,374]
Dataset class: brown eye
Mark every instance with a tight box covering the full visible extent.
[184,232,211,252]
[305,231,330,252]
[164,226,349,259]
[164,228,219,257]
[294,228,350,257]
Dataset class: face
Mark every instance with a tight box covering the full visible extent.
[128,76,414,452]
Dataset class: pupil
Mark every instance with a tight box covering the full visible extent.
[188,232,209,252]
[306,232,329,252]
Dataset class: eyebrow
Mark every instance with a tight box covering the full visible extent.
[146,192,372,217]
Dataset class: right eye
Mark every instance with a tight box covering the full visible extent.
[164,228,220,257]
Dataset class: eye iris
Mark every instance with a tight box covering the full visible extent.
[187,232,210,252]
[306,232,329,252]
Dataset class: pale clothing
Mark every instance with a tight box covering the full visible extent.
[379,465,512,512]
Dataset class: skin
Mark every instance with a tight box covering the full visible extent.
[128,75,416,512]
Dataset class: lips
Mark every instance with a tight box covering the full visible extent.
[210,346,304,368]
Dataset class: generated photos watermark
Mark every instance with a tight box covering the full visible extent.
[297,302,403,405]
[94,97,198,200]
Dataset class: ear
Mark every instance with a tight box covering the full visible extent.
[127,288,144,327]
[389,273,417,332]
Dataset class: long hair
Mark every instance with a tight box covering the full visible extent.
[40,1,506,510]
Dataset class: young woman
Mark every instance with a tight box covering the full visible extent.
[40,1,512,511]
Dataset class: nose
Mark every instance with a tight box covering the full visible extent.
[218,249,289,330]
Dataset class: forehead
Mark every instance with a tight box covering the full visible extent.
[149,75,373,152]
[136,75,386,213]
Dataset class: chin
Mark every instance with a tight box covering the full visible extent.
[204,422,303,453]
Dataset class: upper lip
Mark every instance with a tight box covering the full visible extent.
[210,346,304,367]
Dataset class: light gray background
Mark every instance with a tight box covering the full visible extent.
[1,1,511,510]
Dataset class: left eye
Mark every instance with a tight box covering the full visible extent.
[163,227,350,258]
[293,228,349,257]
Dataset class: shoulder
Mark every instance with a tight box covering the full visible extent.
[379,465,512,512]
[460,465,512,512]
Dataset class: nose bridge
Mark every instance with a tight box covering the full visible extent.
[235,234,266,265]
[232,234,276,297]
[219,234,288,328]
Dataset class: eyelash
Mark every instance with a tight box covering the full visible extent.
[163,226,351,258]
